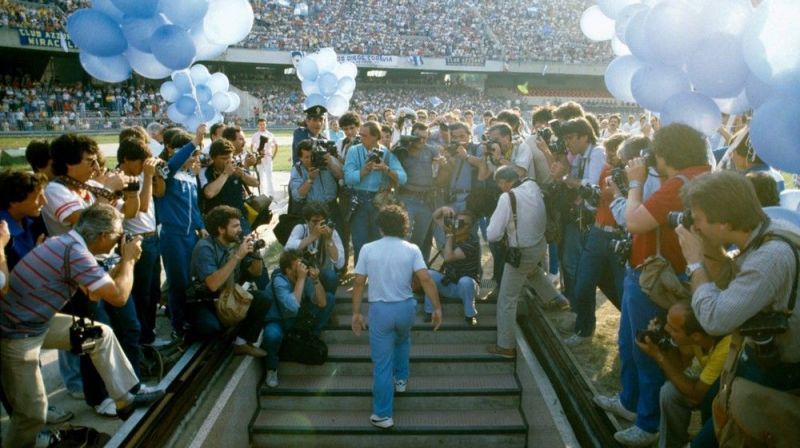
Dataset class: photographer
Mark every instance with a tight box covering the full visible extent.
[335,112,362,270]
[290,139,343,225]
[1,204,164,447]
[594,124,710,447]
[284,201,344,333]
[609,136,661,227]
[292,106,326,164]
[676,170,800,446]
[425,207,481,325]
[485,166,548,359]
[636,301,730,448]
[262,249,327,388]
[200,139,260,234]
[480,122,527,178]
[441,122,486,211]
[391,107,418,147]
[222,126,257,169]
[343,121,407,264]
[188,205,270,353]
[250,117,278,196]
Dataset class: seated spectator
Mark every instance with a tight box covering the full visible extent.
[188,205,271,353]
[0,204,164,447]
[261,249,328,388]
[284,201,344,334]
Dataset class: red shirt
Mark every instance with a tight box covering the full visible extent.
[595,164,617,227]
[630,165,711,272]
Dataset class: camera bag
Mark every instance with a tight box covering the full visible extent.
[215,282,254,327]
[638,228,691,310]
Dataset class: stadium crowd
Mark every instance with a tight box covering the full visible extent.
[0,0,612,63]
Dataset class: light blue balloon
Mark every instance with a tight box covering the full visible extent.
[201,103,216,121]
[158,0,209,28]
[67,9,127,57]
[326,95,349,117]
[111,0,158,18]
[745,72,775,109]
[172,71,193,93]
[644,0,703,67]
[184,113,204,131]
[298,58,319,82]
[189,23,227,61]
[195,85,212,103]
[301,79,319,96]
[206,73,229,94]
[150,25,196,70]
[750,96,800,174]
[79,52,131,83]
[304,93,326,109]
[686,33,750,99]
[714,89,751,115]
[631,64,690,112]
[337,76,356,94]
[624,9,654,62]
[126,46,172,79]
[92,0,124,23]
[741,0,800,95]
[160,81,180,102]
[122,13,167,52]
[167,104,187,123]
[604,55,644,103]
[598,0,640,20]
[176,95,199,116]
[211,91,230,111]
[764,207,800,228]
[189,64,211,85]
[318,72,339,97]
[661,92,721,137]
[615,3,649,44]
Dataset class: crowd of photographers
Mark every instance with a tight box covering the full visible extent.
[1,93,798,443]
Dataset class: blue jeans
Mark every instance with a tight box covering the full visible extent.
[423,270,478,318]
[548,241,559,275]
[618,268,667,433]
[558,222,588,305]
[400,194,433,261]
[262,320,291,370]
[160,231,198,335]
[368,299,416,418]
[58,350,83,394]
[572,227,625,337]
[131,235,161,344]
[349,192,379,266]
[310,268,337,335]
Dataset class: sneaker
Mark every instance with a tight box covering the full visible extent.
[46,405,74,424]
[485,289,499,301]
[614,425,659,447]
[233,343,267,358]
[593,395,636,421]
[395,379,407,393]
[369,414,394,429]
[563,334,592,347]
[35,429,58,448]
[132,385,165,405]
[464,316,478,326]
[266,370,279,388]
[95,397,117,417]
[486,344,516,359]
[542,296,571,311]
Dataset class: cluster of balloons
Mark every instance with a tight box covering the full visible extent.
[296,48,358,117]
[67,0,254,83]
[159,64,239,129]
[582,0,800,173]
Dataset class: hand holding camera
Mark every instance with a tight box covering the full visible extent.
[223,160,237,176]
[625,157,648,185]
[235,235,255,260]
[119,234,143,263]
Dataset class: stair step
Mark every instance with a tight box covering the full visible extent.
[264,374,519,396]
[327,343,508,362]
[258,393,520,412]
[334,300,497,316]
[323,328,496,344]
[277,360,514,376]
[327,313,497,331]
[252,432,526,448]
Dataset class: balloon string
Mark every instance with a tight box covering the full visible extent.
[184,67,203,122]
[725,114,736,132]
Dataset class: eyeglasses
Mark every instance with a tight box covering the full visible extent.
[83,157,99,167]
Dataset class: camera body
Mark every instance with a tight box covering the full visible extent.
[641,148,657,168]
[443,216,467,233]
[480,135,504,165]
[636,323,676,351]
[392,135,423,161]
[740,311,790,369]
[302,251,319,269]
[69,317,104,354]
[608,233,633,264]
[367,148,385,164]
[547,119,568,156]
[610,166,629,197]
[310,137,338,158]
[667,210,694,229]
[311,148,329,170]
[577,184,601,207]
[258,135,269,152]
[123,179,140,192]
[155,160,170,179]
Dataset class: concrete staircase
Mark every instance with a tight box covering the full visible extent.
[250,283,529,447]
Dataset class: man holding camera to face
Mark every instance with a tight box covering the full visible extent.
[200,139,260,234]
[1,204,164,447]
[188,205,271,354]
[674,170,800,446]
[290,139,343,226]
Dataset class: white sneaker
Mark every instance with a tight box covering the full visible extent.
[266,369,279,388]
[593,394,636,421]
[614,425,659,447]
[563,334,592,347]
[394,379,407,393]
[370,414,394,429]
[94,397,117,417]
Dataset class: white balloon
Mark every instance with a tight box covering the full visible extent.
[611,36,631,56]
[700,0,753,38]
[339,61,358,79]
[160,81,180,103]
[316,48,339,74]
[211,91,231,111]
[125,47,173,79]
[741,0,800,94]
[190,23,227,61]
[203,0,254,46]
[580,6,616,42]
[713,89,751,115]
[326,95,349,117]
[598,0,641,21]
[206,72,229,94]
[338,76,356,94]
[225,92,240,113]
[301,78,320,95]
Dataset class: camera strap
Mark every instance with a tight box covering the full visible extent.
[753,228,799,313]
[508,190,519,248]
[55,175,118,202]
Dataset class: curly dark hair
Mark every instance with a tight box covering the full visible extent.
[50,133,99,176]
[0,170,47,209]
[205,205,242,236]
[302,201,329,221]
[376,205,409,238]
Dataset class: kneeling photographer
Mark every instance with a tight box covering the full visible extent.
[188,205,271,356]
[424,207,481,326]
[675,170,800,446]
[284,201,343,333]
[636,301,730,448]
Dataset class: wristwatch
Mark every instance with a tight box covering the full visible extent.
[686,261,704,278]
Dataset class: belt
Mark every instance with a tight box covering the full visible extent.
[133,231,157,238]
[594,223,617,233]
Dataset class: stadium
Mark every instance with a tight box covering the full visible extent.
[1,1,799,448]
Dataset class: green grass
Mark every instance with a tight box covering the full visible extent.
[0,133,122,149]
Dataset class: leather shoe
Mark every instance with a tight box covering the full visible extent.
[486,344,516,359]
[464,316,478,326]
[233,343,267,358]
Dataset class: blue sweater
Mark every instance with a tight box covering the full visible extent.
[155,141,205,235]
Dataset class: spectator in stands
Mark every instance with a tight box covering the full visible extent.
[188,205,270,352]
[343,121,406,264]
[350,205,442,429]
[636,301,730,448]
[594,123,711,447]
[250,117,278,196]
[200,139,259,234]
[292,106,327,164]
[0,204,164,448]
[289,140,342,225]
[262,249,328,388]
[284,201,343,333]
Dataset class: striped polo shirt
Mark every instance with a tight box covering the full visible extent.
[0,230,112,339]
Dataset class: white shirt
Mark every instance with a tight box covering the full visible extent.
[251,130,276,158]
[570,144,606,187]
[148,140,163,157]
[123,173,156,235]
[284,223,345,270]
[486,180,547,248]
[43,181,97,236]
[355,236,427,303]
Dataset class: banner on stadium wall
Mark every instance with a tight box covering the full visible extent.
[445,56,486,67]
[17,28,76,50]
[337,54,399,67]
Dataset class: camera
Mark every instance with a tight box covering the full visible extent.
[740,311,790,369]
[641,148,657,168]
[258,135,269,152]
[302,251,319,269]
[505,246,522,268]
[123,179,140,192]
[445,142,463,157]
[311,147,328,170]
[547,119,568,156]
[310,137,338,158]
[536,127,553,145]
[69,317,104,354]
[367,148,385,164]
[636,322,676,351]
[252,239,267,252]
[155,160,170,179]
[577,184,601,207]
[481,135,503,165]
[667,210,694,229]
[610,167,628,197]
[443,216,467,233]
[392,135,423,161]
[608,233,632,264]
